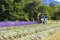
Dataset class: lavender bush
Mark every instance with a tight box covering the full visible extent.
[0,21,38,27]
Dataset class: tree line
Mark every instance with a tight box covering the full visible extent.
[0,0,60,21]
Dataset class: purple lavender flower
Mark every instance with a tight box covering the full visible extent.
[0,21,38,27]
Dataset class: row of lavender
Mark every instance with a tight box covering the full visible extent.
[0,21,38,27]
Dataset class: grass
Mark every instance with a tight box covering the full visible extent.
[0,21,60,40]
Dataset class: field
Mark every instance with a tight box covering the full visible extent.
[0,21,60,40]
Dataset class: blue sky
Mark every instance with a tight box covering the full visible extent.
[43,0,60,5]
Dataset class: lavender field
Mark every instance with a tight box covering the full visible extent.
[0,21,60,40]
[0,0,60,40]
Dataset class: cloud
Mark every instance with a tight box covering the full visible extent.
[54,0,60,2]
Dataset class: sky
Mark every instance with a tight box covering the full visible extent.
[43,0,60,5]
[54,0,60,2]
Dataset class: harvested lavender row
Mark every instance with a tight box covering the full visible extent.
[16,28,59,40]
[0,22,60,40]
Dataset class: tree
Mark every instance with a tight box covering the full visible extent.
[51,4,60,20]
[49,2,55,9]
[49,2,55,19]
[24,0,43,21]
[1,0,60,21]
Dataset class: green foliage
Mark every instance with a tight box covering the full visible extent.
[51,5,60,20]
[0,0,60,21]
[49,2,55,9]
